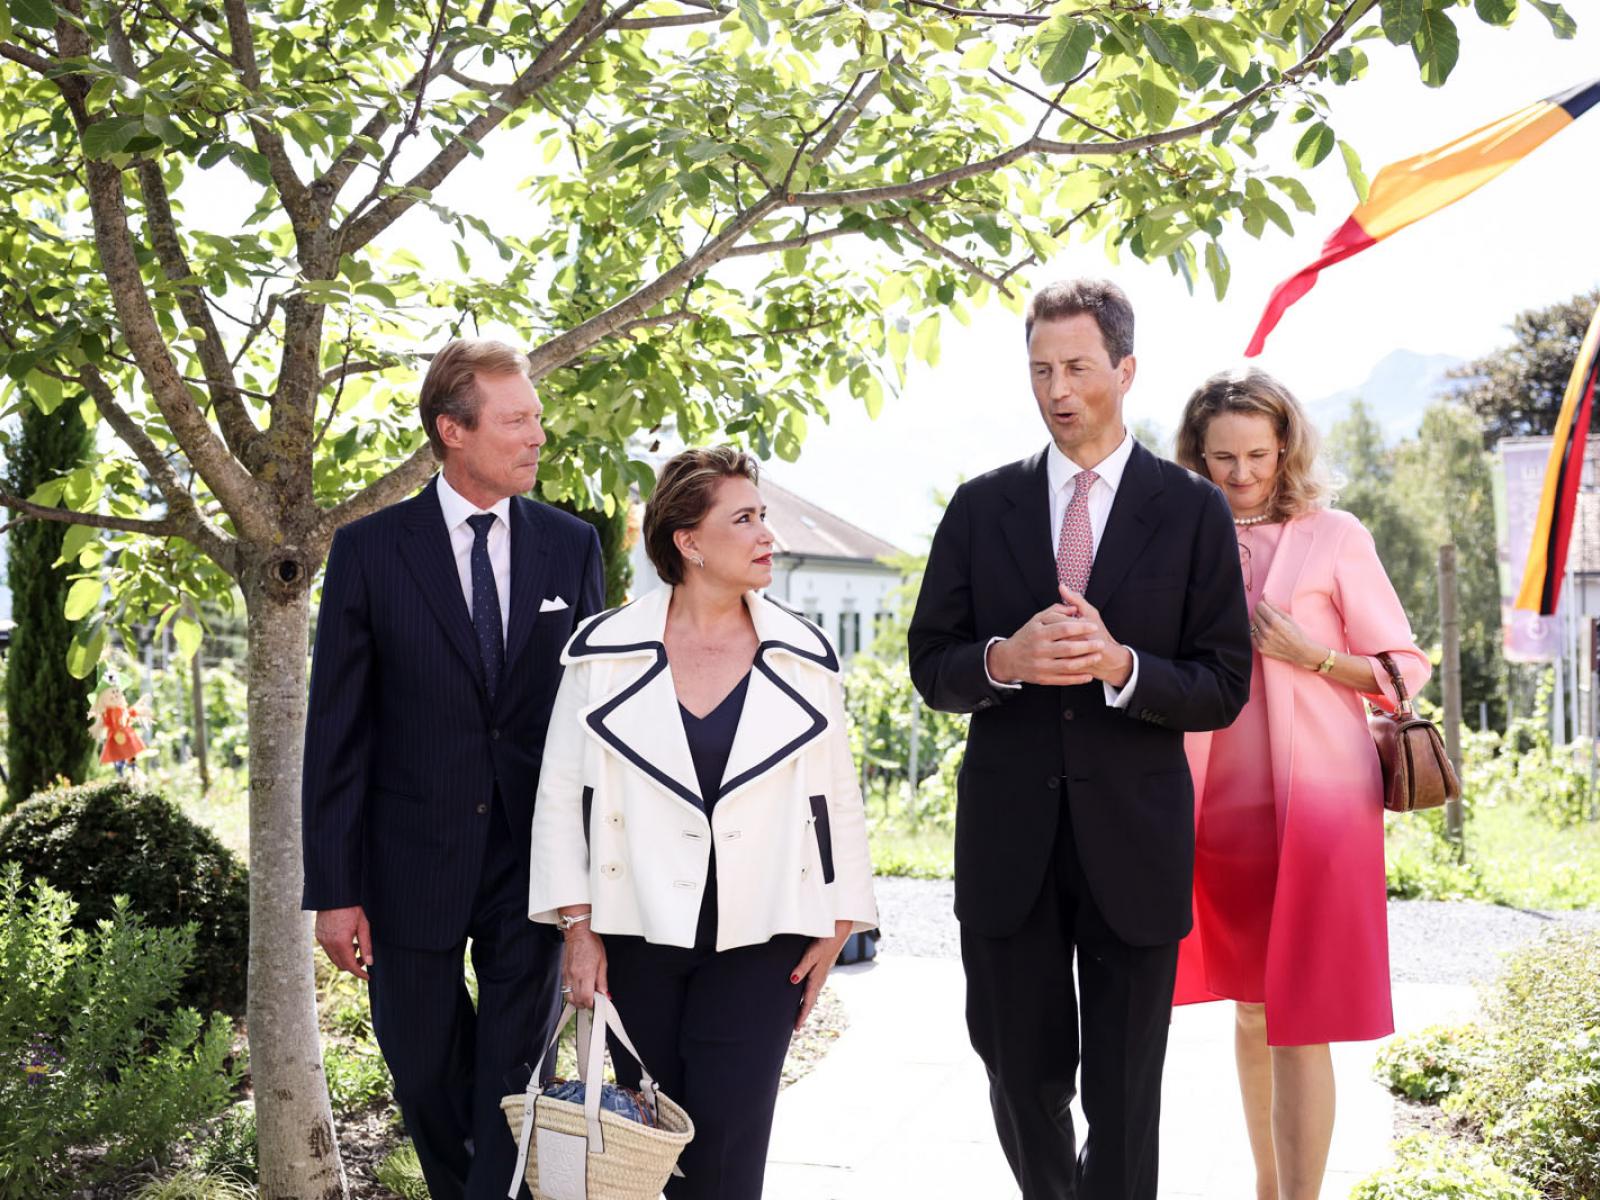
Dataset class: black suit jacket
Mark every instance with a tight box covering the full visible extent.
[301,478,604,950]
[908,442,1250,946]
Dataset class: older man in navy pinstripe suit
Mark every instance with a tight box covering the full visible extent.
[302,339,604,1200]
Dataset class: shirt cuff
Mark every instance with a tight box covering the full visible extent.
[1104,647,1139,709]
[984,637,1022,690]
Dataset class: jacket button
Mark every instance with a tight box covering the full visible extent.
[1046,777,1059,790]
[607,812,624,830]
[476,803,488,814]
[601,862,624,879]
[1062,709,1075,721]
[490,728,501,741]
[800,866,809,881]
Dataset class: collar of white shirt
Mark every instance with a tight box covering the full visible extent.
[436,472,511,532]
[1047,428,1135,499]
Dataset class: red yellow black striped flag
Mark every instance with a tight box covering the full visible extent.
[1514,302,1600,616]
[1245,78,1600,357]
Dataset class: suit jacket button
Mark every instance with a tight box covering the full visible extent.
[476,803,488,815]
[607,812,624,829]
[1046,777,1059,790]
[490,728,501,741]
[1062,709,1074,721]
[601,862,623,879]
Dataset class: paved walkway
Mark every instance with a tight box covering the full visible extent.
[764,956,1478,1199]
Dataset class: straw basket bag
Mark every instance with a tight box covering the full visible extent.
[501,992,694,1200]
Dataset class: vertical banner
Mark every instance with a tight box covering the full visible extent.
[1499,438,1562,661]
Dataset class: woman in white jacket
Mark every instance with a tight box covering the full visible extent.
[529,446,877,1199]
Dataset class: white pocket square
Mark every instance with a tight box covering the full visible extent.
[539,596,569,613]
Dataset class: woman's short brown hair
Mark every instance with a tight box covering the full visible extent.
[1174,367,1328,521]
[419,338,532,460]
[643,447,761,586]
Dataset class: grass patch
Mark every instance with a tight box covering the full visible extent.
[868,819,952,879]
[375,1144,430,1199]
[131,1167,256,1200]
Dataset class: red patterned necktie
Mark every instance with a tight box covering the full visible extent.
[1055,469,1098,594]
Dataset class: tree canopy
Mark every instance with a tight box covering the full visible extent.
[1455,288,1600,445]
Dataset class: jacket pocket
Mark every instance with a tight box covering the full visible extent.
[581,786,594,852]
[809,795,835,885]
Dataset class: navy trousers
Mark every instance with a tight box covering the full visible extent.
[603,932,809,1200]
[368,800,564,1200]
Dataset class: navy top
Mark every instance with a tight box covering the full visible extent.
[680,671,751,948]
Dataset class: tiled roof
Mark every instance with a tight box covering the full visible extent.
[760,477,902,564]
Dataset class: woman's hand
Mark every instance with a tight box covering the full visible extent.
[561,924,608,1009]
[1251,599,1324,670]
[791,920,853,1030]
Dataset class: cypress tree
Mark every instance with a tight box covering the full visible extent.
[4,395,96,810]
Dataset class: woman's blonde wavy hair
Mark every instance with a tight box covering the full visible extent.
[1174,367,1329,521]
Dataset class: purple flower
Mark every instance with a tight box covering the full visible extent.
[21,1035,61,1085]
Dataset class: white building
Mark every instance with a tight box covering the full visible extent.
[629,477,904,662]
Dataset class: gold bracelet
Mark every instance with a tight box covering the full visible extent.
[1315,648,1337,675]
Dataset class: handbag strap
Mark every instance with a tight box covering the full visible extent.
[509,1001,581,1198]
[576,993,664,1125]
[1375,651,1416,717]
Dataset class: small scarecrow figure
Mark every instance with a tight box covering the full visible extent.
[88,670,153,771]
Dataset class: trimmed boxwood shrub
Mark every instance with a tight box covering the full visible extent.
[0,779,248,1015]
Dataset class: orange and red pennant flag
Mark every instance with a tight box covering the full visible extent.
[1245,78,1600,357]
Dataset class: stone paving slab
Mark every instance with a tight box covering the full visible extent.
[764,956,1479,1200]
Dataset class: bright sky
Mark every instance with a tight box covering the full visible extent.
[768,14,1600,551]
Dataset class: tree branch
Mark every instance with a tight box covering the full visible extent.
[315,443,436,542]
[133,159,264,465]
[339,0,643,255]
[616,7,728,28]
[897,216,1013,295]
[724,222,867,258]
[223,0,315,233]
[989,68,1121,141]
[810,66,888,164]
[0,40,56,74]
[0,490,194,539]
[899,0,1047,25]
[794,0,1371,208]
[147,0,231,64]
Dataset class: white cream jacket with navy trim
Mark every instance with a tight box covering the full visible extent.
[529,585,878,951]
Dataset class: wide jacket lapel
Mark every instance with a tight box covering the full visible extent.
[1085,441,1163,610]
[717,596,838,806]
[1000,450,1059,612]
[504,497,551,673]
[398,481,486,695]
[567,589,839,814]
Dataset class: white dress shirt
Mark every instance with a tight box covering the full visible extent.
[436,472,511,638]
[986,432,1140,707]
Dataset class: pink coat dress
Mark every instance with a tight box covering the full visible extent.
[1173,508,1430,1046]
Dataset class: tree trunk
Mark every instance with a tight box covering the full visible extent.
[192,649,211,795]
[244,572,347,1200]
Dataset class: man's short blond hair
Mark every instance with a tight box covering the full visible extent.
[418,339,532,460]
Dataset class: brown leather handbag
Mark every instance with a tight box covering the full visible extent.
[1367,652,1460,813]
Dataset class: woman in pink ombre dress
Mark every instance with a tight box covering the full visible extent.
[1171,368,1429,1200]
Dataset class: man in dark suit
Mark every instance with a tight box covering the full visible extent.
[302,339,604,1200]
[908,280,1251,1200]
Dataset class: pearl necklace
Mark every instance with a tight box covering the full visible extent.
[1233,512,1272,527]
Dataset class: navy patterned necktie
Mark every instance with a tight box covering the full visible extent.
[466,513,504,701]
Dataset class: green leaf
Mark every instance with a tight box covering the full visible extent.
[1138,77,1179,129]
[912,312,942,366]
[960,41,997,71]
[66,620,107,680]
[82,116,145,160]
[1527,0,1575,37]
[1474,0,1517,25]
[1380,0,1424,45]
[738,0,769,44]
[26,370,63,414]
[173,615,203,661]
[64,577,102,622]
[1141,21,1199,79]
[1339,139,1370,202]
[1204,241,1230,301]
[1293,121,1336,168]
[1039,21,1096,86]
[60,522,97,564]
[1411,10,1460,87]
[7,0,55,30]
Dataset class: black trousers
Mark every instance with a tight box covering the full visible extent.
[960,806,1181,1200]
[603,931,809,1200]
[368,800,564,1200]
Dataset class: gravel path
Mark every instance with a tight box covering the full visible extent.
[871,876,1600,985]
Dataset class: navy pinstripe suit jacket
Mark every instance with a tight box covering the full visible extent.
[301,477,605,950]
